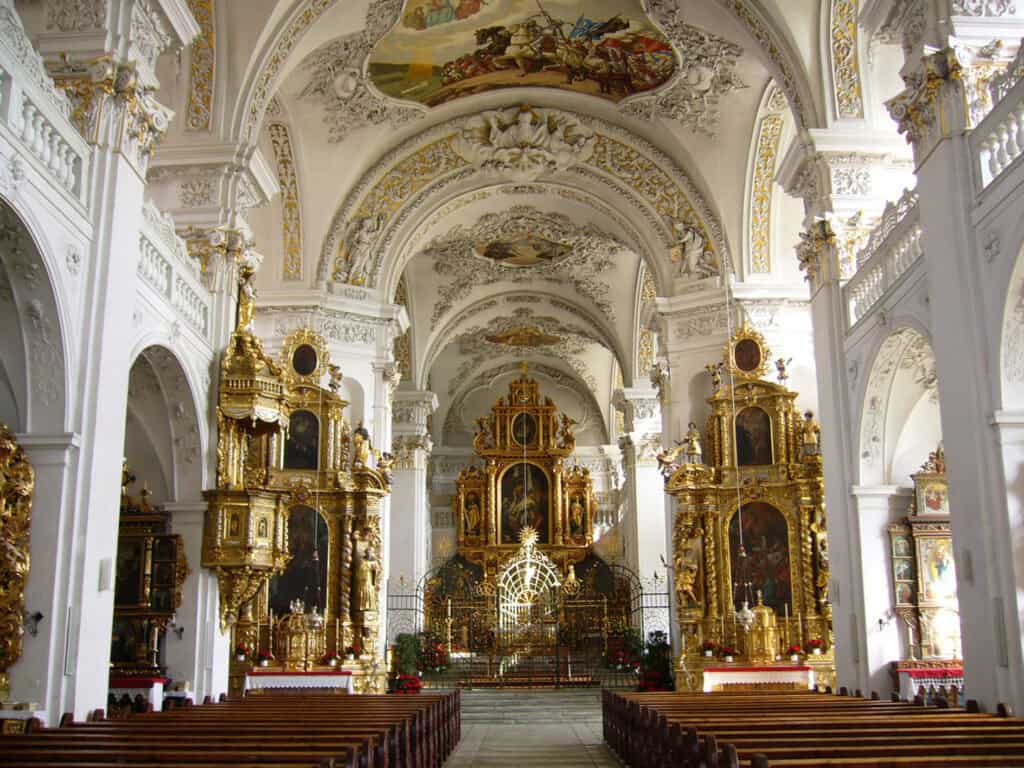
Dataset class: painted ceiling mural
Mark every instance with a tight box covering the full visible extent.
[368,0,678,107]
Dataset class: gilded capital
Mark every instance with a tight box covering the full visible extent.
[886,48,966,164]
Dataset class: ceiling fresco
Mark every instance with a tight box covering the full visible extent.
[368,0,678,107]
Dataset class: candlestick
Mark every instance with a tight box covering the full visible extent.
[335,618,340,653]
[798,612,803,644]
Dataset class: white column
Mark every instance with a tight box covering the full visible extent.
[613,388,666,575]
[889,49,1024,711]
[852,486,912,699]
[389,390,438,588]
[370,362,398,654]
[34,0,198,720]
[163,502,229,704]
[9,433,80,725]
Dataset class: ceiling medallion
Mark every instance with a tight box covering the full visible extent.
[485,325,562,347]
[368,0,677,108]
[474,232,572,267]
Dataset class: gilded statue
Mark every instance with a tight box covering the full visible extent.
[236,258,258,333]
[473,416,493,450]
[355,550,379,612]
[676,559,699,608]
[353,422,372,467]
[569,494,585,537]
[802,410,821,456]
[557,414,577,449]
[328,364,344,393]
[704,362,723,391]
[683,422,703,462]
[775,357,791,384]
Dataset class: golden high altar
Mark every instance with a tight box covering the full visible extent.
[660,326,835,692]
[203,269,392,694]
[425,365,631,683]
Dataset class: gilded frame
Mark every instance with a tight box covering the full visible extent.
[497,460,553,546]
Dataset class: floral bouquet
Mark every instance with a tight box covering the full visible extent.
[345,645,361,659]
[805,638,825,654]
[719,646,737,659]
[256,649,275,665]
[700,641,719,656]
[394,673,422,694]
[233,644,249,661]
[786,644,803,656]
[321,652,342,667]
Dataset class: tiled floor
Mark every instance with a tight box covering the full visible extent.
[445,690,620,767]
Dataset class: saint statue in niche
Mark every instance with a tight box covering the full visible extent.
[356,547,379,612]
[569,494,586,539]
[500,462,549,544]
[463,490,482,537]
[735,406,772,466]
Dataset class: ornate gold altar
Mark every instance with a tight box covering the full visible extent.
[203,275,392,694]
[660,326,834,691]
[889,446,961,662]
[111,467,190,676]
[455,363,593,573]
[0,423,33,698]
[427,367,627,681]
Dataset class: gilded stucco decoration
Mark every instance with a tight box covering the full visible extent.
[749,111,784,273]
[0,424,33,696]
[830,0,864,120]
[185,0,215,131]
[625,1,746,135]
[318,110,728,288]
[267,121,304,281]
[422,206,624,327]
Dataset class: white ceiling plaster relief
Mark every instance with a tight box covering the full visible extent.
[623,1,747,135]
[448,308,602,393]
[453,106,596,182]
[299,12,423,143]
[317,109,729,289]
[444,362,609,446]
[423,206,624,328]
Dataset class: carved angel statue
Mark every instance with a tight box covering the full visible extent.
[656,443,685,478]
[343,213,384,284]
[473,416,494,450]
[801,410,821,456]
[558,413,577,448]
[674,547,700,607]
[328,364,344,393]
[704,362,724,391]
[775,357,791,384]
[376,452,395,483]
[670,221,716,279]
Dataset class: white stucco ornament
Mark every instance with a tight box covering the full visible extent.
[454,106,595,182]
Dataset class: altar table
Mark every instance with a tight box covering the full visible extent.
[109,676,170,712]
[701,665,815,693]
[244,669,354,695]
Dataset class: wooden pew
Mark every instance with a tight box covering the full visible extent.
[0,690,460,768]
[603,689,1024,768]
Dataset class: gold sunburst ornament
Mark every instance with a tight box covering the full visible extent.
[518,526,539,549]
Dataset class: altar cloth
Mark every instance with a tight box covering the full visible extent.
[701,664,815,692]
[244,669,354,694]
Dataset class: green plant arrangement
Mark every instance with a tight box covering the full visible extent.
[394,633,422,676]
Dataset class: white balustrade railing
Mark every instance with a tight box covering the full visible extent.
[0,4,88,206]
[974,39,1024,190]
[139,199,211,338]
[845,191,923,327]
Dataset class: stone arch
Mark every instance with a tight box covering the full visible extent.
[0,199,68,435]
[316,105,731,297]
[858,327,942,486]
[124,345,206,504]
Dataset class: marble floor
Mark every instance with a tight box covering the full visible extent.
[444,690,621,767]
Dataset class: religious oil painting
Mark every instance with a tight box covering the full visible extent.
[114,539,145,607]
[500,462,550,544]
[284,409,320,470]
[369,0,678,107]
[729,502,791,615]
[735,406,773,466]
[917,536,957,606]
[511,411,538,446]
[475,234,572,267]
[270,505,329,616]
[916,478,949,516]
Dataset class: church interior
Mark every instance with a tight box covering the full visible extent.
[2,0,1024,764]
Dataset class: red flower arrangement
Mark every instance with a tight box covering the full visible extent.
[719,646,737,658]
[256,649,275,664]
[786,644,803,656]
[423,641,448,672]
[805,638,825,652]
[233,644,249,659]
[345,645,361,658]
[700,641,719,654]
[393,673,422,694]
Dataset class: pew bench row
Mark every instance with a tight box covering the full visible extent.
[0,691,460,768]
[603,689,1024,767]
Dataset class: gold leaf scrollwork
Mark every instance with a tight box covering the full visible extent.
[0,424,34,695]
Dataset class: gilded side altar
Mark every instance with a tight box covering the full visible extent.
[660,327,835,692]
